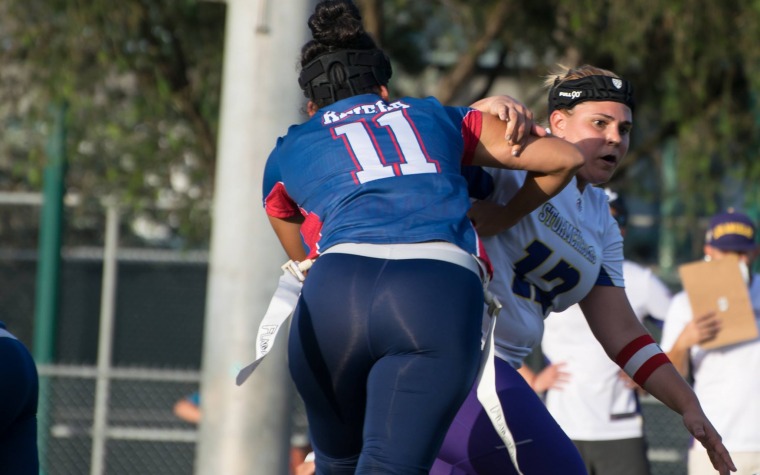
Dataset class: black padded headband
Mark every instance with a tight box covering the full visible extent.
[548,75,635,114]
[298,49,392,104]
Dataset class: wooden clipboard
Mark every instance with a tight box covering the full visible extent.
[678,254,758,350]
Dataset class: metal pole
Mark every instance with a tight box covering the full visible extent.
[195,0,313,474]
[33,102,67,475]
[658,139,678,279]
[90,202,120,475]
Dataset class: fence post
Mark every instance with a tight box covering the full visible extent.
[33,101,67,475]
[658,138,679,279]
[90,202,120,475]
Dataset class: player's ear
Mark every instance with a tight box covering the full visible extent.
[549,110,567,137]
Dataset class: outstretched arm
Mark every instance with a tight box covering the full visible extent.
[579,285,736,475]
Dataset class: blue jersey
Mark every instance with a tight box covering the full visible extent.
[466,167,625,366]
[263,94,485,259]
[0,321,39,473]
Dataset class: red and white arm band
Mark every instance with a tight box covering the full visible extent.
[614,334,671,387]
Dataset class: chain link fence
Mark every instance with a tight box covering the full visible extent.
[40,365,199,475]
[0,196,693,475]
[642,396,690,475]
[1,243,209,474]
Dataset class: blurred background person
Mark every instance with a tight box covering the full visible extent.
[660,210,760,475]
[173,391,201,424]
[173,390,312,474]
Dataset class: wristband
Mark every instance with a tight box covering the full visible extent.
[614,334,670,386]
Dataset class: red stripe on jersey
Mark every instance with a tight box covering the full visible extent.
[476,234,494,279]
[461,110,483,166]
[301,212,323,260]
[264,182,299,219]
[614,334,654,368]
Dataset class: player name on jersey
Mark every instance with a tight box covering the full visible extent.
[322,99,411,125]
[538,203,597,264]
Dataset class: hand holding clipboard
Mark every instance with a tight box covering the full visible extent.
[678,254,758,350]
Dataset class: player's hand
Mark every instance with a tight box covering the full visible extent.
[683,310,721,346]
[532,362,570,393]
[682,408,736,474]
[294,460,315,475]
[469,95,546,156]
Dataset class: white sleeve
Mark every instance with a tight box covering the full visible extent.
[642,270,672,321]
[598,202,625,287]
[622,261,671,321]
[659,291,692,352]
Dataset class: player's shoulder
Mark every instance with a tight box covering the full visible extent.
[413,95,444,107]
[579,186,617,232]
[400,95,448,112]
[586,185,613,210]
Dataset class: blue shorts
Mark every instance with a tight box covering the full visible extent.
[0,327,39,475]
[432,357,587,475]
[288,252,484,474]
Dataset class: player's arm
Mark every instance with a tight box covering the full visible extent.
[580,285,736,475]
[469,95,547,156]
[268,214,308,262]
[467,175,556,236]
[467,113,583,235]
[471,113,583,175]
[173,395,201,424]
[517,363,569,393]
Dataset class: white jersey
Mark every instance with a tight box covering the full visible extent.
[660,274,760,453]
[542,261,672,441]
[479,168,625,367]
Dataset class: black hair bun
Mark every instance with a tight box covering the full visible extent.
[309,0,370,49]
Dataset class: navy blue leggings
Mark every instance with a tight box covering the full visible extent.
[288,253,484,475]
[432,357,587,474]
[0,334,39,475]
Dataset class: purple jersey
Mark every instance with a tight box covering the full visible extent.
[262,94,485,259]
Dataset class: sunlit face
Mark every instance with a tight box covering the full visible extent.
[549,101,633,190]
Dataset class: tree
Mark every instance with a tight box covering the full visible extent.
[367,0,760,261]
[1,0,225,247]
[3,0,759,261]
[548,0,760,261]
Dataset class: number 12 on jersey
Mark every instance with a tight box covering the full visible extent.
[512,241,581,313]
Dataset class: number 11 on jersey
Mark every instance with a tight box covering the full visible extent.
[333,110,440,184]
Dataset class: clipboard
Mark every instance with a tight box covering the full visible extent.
[678,254,758,350]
